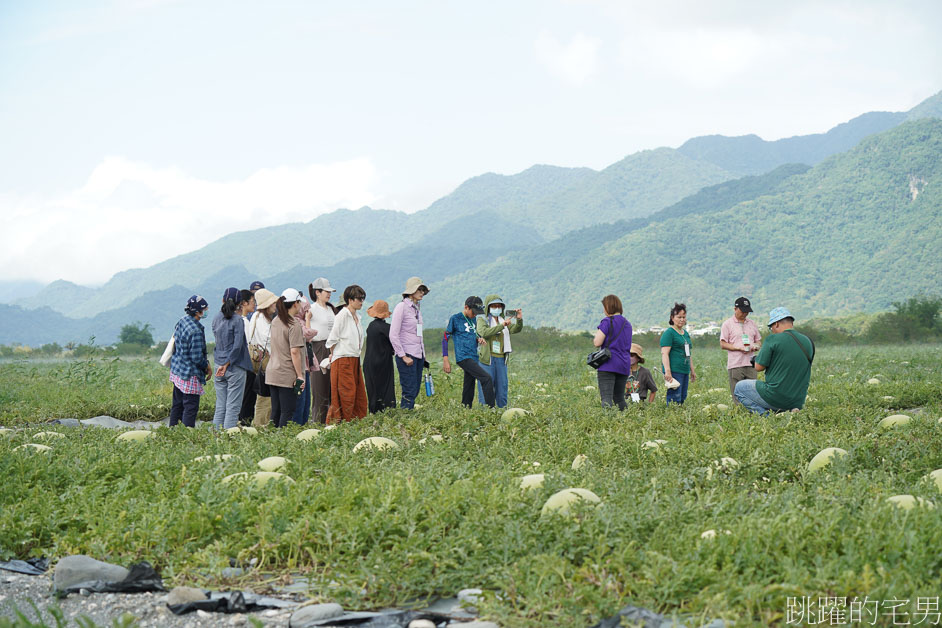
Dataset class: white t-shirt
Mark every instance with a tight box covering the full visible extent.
[310,303,336,341]
[248,313,272,351]
[326,307,363,362]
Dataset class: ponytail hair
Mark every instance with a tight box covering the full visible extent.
[275,297,295,327]
[221,298,239,320]
[308,283,317,302]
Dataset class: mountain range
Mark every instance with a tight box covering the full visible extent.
[4,91,941,345]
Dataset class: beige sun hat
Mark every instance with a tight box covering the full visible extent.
[402,277,429,295]
[630,343,645,363]
[254,288,277,310]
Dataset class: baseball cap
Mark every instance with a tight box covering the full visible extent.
[767,306,794,328]
[281,288,303,303]
[249,280,265,291]
[465,296,485,316]
[311,277,335,292]
[734,296,753,313]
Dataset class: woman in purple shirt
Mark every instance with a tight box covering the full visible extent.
[592,294,633,410]
[389,276,428,409]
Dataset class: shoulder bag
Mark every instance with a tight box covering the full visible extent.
[587,316,626,369]
[158,336,175,367]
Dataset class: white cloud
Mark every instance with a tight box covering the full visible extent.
[534,31,602,85]
[619,27,770,87]
[1,157,379,285]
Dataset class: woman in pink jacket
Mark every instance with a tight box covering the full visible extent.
[389,276,428,409]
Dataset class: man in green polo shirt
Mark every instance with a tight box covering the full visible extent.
[734,307,814,415]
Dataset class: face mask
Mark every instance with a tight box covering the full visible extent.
[490,308,503,316]
[630,356,639,366]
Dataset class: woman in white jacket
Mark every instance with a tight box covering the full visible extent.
[325,284,367,423]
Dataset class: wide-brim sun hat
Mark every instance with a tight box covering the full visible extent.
[767,306,794,328]
[630,343,644,363]
[403,277,429,295]
[367,300,391,319]
[254,289,277,310]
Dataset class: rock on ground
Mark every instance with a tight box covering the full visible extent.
[54,555,129,591]
[290,602,344,626]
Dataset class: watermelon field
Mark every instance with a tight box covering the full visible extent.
[1,342,941,627]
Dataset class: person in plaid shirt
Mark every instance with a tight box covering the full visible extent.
[169,295,211,427]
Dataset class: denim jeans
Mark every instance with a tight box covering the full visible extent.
[597,370,628,410]
[477,357,509,408]
[212,366,247,429]
[396,355,424,409]
[290,371,311,425]
[734,379,773,415]
[665,371,689,405]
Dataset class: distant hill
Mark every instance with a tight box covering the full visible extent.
[8,90,942,345]
[0,280,45,303]
[426,120,942,330]
[17,207,416,317]
[421,149,733,239]
[19,148,733,320]
[0,164,811,344]
[677,90,941,176]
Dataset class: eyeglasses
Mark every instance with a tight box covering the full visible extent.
[353,296,365,302]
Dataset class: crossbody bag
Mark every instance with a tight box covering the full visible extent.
[586,316,626,369]
[784,330,815,366]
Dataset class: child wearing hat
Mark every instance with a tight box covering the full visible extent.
[627,343,658,403]
[442,297,495,408]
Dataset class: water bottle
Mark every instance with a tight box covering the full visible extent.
[425,372,434,396]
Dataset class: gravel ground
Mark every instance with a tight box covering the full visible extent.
[0,572,294,627]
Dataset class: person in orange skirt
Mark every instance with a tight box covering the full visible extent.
[325,285,368,423]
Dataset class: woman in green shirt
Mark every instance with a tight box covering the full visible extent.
[660,303,697,405]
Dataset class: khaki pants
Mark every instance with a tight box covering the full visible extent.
[326,357,368,424]
[728,366,757,404]
[252,395,271,427]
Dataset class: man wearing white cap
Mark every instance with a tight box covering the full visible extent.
[734,307,814,415]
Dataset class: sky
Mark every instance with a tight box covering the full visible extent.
[1,0,940,286]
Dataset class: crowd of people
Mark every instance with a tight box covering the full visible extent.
[166,278,527,428]
[166,280,813,428]
[589,294,813,414]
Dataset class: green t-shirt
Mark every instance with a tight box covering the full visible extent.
[755,330,814,410]
[659,327,691,374]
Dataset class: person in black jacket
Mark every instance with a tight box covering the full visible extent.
[363,300,396,414]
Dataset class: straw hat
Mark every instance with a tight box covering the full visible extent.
[630,343,645,363]
[367,300,391,319]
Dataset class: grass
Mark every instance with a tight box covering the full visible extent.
[1,343,941,627]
